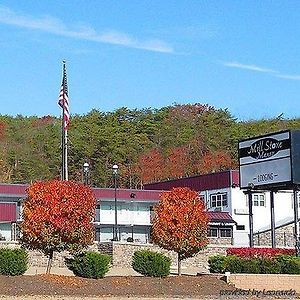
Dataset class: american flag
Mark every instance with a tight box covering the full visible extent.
[58,62,70,130]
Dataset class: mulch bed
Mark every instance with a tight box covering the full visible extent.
[0,274,233,298]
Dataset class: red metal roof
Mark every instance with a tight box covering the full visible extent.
[0,183,162,202]
[0,203,16,222]
[144,170,240,191]
[230,170,240,187]
[0,183,28,196]
[207,211,236,224]
[0,170,241,202]
[0,184,235,224]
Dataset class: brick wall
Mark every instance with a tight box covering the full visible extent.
[254,223,295,247]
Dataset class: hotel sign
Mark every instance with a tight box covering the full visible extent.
[239,130,300,189]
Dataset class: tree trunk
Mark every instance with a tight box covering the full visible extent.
[178,253,182,276]
[46,250,54,274]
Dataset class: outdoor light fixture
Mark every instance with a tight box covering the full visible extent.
[112,164,119,241]
[83,162,89,185]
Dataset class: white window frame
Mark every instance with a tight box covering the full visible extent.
[199,193,205,202]
[220,228,232,238]
[209,193,228,209]
[253,193,265,207]
[208,227,218,237]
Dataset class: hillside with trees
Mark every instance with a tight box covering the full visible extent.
[0,104,299,188]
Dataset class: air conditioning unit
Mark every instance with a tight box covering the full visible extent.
[214,207,222,212]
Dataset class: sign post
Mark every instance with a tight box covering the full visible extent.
[243,187,254,247]
[293,190,300,256]
[248,191,254,247]
[270,191,276,248]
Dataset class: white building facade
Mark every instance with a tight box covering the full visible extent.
[0,183,235,244]
[145,170,300,247]
[1,171,298,247]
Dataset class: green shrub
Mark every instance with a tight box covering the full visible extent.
[0,248,28,276]
[208,255,226,273]
[259,258,281,274]
[67,251,111,279]
[285,258,300,274]
[208,253,299,274]
[276,255,300,274]
[224,256,243,273]
[132,250,171,277]
[242,258,261,274]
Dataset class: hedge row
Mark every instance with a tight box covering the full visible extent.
[66,249,171,278]
[227,247,296,258]
[209,254,300,274]
[0,247,170,278]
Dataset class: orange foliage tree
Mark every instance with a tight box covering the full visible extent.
[136,148,165,184]
[152,187,209,275]
[166,145,190,179]
[20,180,96,274]
[197,150,235,174]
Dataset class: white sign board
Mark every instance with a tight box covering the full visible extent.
[239,131,291,189]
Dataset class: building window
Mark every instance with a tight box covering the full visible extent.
[291,193,300,209]
[236,225,245,230]
[199,194,205,202]
[253,194,265,206]
[150,206,155,223]
[208,226,233,238]
[220,228,232,238]
[210,193,228,209]
[95,204,100,222]
[208,228,218,237]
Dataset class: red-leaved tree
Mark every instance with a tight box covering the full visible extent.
[20,180,96,274]
[152,187,209,275]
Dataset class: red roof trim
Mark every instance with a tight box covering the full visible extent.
[0,183,163,202]
[207,211,236,224]
[144,170,238,191]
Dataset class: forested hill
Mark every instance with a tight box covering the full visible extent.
[0,104,299,188]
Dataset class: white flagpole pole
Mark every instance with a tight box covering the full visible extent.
[61,60,69,181]
[65,127,68,181]
[61,88,65,180]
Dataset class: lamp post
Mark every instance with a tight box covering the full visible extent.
[83,162,89,185]
[112,164,119,241]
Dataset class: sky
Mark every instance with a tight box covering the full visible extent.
[0,1,300,121]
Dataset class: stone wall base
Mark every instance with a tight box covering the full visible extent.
[0,241,231,273]
[99,241,229,273]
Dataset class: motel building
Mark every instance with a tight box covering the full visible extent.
[0,182,235,244]
[145,170,300,247]
[0,170,298,247]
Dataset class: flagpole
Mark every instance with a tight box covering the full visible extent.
[61,101,65,180]
[60,60,69,181]
[64,126,68,181]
